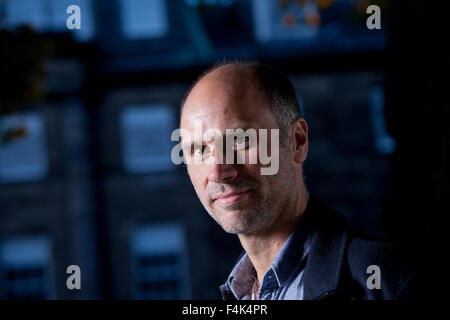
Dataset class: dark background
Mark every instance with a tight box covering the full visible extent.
[0,0,448,299]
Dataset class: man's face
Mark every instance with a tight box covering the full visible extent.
[180,74,298,235]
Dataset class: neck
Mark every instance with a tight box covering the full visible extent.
[237,185,309,285]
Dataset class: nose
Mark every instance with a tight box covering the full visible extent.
[207,162,238,183]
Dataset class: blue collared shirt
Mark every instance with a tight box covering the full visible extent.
[219,213,314,300]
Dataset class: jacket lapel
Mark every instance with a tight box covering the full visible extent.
[302,199,349,300]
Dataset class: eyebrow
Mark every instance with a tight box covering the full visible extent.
[180,125,253,153]
[181,140,201,153]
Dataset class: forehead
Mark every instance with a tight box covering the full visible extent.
[180,76,277,132]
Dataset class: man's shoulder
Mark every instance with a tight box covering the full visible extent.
[344,228,414,299]
[308,195,411,263]
[346,228,407,261]
[307,196,415,299]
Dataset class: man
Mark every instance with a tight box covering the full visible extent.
[179,61,414,300]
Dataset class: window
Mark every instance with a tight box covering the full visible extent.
[0,111,49,183]
[0,235,54,299]
[251,0,319,43]
[130,223,191,299]
[1,0,46,30]
[1,0,95,41]
[120,104,175,173]
[251,0,386,53]
[120,0,169,39]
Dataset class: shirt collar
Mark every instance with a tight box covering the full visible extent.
[227,252,256,300]
[270,207,314,287]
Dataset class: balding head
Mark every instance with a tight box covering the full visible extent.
[200,62,256,86]
[181,61,302,146]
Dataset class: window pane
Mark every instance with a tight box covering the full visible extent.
[0,112,49,183]
[2,0,95,41]
[130,224,191,299]
[120,104,175,173]
[3,0,47,31]
[120,0,169,39]
[0,236,53,299]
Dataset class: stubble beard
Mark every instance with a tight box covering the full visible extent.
[203,187,283,235]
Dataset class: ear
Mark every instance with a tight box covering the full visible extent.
[291,117,308,163]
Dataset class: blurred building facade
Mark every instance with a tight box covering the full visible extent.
[3,0,443,300]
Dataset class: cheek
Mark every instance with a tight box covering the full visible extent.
[188,165,208,192]
[243,147,261,168]
[248,147,257,163]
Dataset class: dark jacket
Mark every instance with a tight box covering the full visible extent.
[221,196,416,300]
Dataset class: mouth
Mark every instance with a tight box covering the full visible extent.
[213,189,253,206]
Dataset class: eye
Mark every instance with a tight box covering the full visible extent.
[193,147,202,158]
[234,135,249,150]
[192,145,212,158]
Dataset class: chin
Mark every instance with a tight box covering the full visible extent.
[206,204,261,233]
[218,214,255,234]
[220,224,248,234]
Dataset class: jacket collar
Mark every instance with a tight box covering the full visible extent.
[302,197,349,299]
